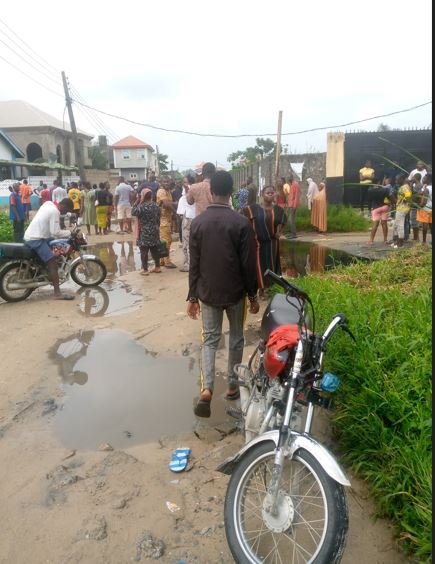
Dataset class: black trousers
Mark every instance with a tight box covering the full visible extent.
[13,220,25,242]
[140,245,160,271]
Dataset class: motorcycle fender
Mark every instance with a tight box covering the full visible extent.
[69,255,99,269]
[288,433,351,487]
[216,430,279,475]
[216,430,350,487]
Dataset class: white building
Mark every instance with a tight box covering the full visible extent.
[112,136,156,181]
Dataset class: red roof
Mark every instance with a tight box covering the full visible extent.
[112,135,154,151]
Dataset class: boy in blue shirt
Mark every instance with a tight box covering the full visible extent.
[9,183,26,242]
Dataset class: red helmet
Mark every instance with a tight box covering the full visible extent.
[264,325,300,379]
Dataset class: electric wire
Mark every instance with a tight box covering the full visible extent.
[0,53,64,98]
[69,99,433,139]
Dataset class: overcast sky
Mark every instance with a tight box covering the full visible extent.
[0,0,432,170]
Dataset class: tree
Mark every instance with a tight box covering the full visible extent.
[158,153,169,172]
[377,123,392,132]
[89,146,108,170]
[227,137,277,166]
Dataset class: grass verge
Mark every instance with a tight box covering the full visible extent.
[283,204,371,233]
[0,211,14,242]
[284,246,432,560]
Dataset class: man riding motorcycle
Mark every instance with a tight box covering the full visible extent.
[24,198,75,300]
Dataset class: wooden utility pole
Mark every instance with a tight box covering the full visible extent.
[274,110,283,187]
[61,71,86,181]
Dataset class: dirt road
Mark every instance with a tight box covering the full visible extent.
[0,232,409,563]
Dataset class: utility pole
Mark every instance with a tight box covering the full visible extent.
[61,71,86,181]
[274,110,283,188]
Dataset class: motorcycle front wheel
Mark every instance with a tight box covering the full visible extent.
[0,262,34,302]
[70,258,107,287]
[224,442,348,564]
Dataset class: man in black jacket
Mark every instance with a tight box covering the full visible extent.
[187,171,259,417]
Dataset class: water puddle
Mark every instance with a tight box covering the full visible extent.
[50,330,232,450]
[280,240,365,277]
[75,281,143,317]
[84,241,142,276]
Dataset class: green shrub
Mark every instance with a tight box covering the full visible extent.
[0,211,13,242]
[283,205,371,233]
[283,247,432,560]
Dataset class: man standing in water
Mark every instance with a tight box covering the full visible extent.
[187,171,259,418]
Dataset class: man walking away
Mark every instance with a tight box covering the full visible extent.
[177,179,196,272]
[187,162,216,216]
[115,176,135,233]
[9,183,26,242]
[284,175,300,238]
[24,198,75,300]
[187,171,259,418]
[20,179,33,220]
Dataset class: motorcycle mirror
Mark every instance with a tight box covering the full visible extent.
[341,325,356,343]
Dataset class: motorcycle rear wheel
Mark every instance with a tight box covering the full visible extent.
[224,442,348,564]
[0,262,34,302]
[70,258,107,287]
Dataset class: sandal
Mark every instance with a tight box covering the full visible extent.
[225,388,240,401]
[168,447,191,472]
[194,398,211,418]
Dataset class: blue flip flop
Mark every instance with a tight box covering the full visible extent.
[168,447,191,473]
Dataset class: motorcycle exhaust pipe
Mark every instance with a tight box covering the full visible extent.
[234,364,251,412]
[8,281,48,289]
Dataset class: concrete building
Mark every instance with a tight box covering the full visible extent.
[0,100,93,175]
[112,136,156,181]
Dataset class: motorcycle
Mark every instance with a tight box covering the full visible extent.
[218,269,356,564]
[0,227,107,302]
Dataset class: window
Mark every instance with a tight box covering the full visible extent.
[136,149,145,159]
[129,173,138,180]
[122,150,131,160]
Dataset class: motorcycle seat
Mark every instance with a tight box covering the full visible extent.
[261,293,311,341]
[0,243,36,260]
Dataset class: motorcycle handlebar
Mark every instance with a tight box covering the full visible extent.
[264,269,309,301]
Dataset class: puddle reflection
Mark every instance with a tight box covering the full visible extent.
[50,330,232,450]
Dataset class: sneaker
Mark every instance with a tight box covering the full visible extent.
[179,265,189,272]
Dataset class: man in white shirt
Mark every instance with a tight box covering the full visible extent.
[52,183,68,205]
[408,160,428,182]
[177,181,196,272]
[24,198,75,300]
[114,177,135,233]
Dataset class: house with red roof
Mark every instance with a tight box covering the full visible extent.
[112,135,156,181]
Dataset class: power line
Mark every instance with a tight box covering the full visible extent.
[0,54,64,98]
[70,99,433,139]
[0,36,62,86]
[69,84,119,141]
[0,17,61,79]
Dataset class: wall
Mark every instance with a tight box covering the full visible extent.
[113,148,153,169]
[230,152,326,204]
[84,169,120,188]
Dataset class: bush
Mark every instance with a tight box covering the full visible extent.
[284,205,371,233]
[0,211,13,242]
[283,247,432,560]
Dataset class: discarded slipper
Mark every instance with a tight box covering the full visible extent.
[225,388,240,401]
[168,447,191,473]
[194,398,211,418]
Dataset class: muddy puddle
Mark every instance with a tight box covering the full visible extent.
[50,330,235,450]
[280,240,365,277]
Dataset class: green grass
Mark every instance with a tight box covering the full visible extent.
[282,247,432,560]
[284,205,371,233]
[0,211,14,242]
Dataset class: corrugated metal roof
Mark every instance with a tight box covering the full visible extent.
[112,135,154,151]
[0,100,93,138]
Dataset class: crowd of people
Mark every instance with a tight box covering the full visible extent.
[361,159,433,247]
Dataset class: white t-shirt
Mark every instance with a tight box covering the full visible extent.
[24,201,70,240]
[52,186,68,204]
[177,193,196,219]
[409,168,428,182]
[423,185,432,211]
[115,182,134,205]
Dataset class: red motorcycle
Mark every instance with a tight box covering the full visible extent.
[218,269,356,563]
